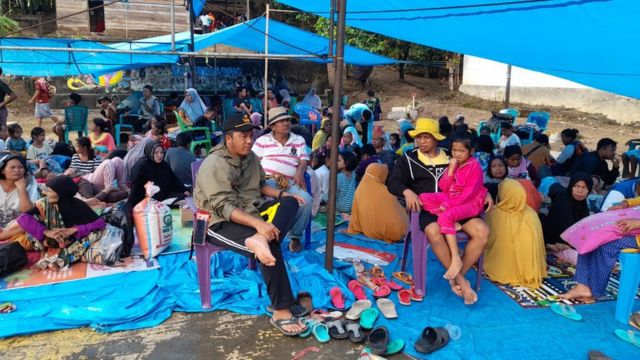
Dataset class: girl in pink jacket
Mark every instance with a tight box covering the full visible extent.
[419,132,487,280]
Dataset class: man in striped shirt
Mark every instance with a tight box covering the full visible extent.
[252,107,312,252]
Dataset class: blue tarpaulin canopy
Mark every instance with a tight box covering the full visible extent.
[0,37,178,77]
[277,0,640,99]
[144,16,398,66]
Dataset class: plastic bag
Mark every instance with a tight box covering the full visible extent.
[133,182,173,259]
[82,225,124,265]
[101,200,135,257]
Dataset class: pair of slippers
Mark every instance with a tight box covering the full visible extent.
[366,326,405,356]
[398,287,423,305]
[344,300,378,330]
[325,317,366,343]
[414,326,450,354]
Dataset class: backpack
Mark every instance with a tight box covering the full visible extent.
[101,200,135,258]
[0,242,27,277]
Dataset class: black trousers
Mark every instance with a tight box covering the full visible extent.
[207,197,299,310]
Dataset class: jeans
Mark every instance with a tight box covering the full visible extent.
[265,178,312,240]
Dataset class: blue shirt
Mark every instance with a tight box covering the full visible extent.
[336,171,356,214]
[6,138,27,152]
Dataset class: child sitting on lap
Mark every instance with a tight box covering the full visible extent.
[419,131,487,280]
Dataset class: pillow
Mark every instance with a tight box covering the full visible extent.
[561,207,640,254]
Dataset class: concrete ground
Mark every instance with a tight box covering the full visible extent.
[0,311,415,360]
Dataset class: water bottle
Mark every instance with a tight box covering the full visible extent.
[444,324,462,340]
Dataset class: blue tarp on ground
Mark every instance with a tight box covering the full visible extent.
[277,0,640,99]
[115,17,397,66]
[0,38,178,77]
[1,227,638,359]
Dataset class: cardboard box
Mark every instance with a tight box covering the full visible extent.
[180,205,194,227]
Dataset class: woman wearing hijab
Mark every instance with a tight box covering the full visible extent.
[178,88,207,125]
[340,126,362,153]
[348,164,408,242]
[312,118,331,151]
[16,175,107,270]
[540,173,593,248]
[127,141,188,207]
[396,120,415,155]
[484,179,547,288]
[301,87,322,110]
[250,112,264,141]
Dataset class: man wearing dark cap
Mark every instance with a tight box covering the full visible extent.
[194,113,308,337]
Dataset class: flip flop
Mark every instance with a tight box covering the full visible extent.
[305,318,330,343]
[615,329,640,348]
[353,261,366,275]
[414,326,450,354]
[330,287,346,310]
[409,286,423,302]
[345,320,366,343]
[372,277,403,291]
[629,312,640,331]
[587,350,612,360]
[310,309,343,322]
[358,273,378,291]
[366,326,390,355]
[373,285,391,298]
[270,317,307,337]
[398,289,411,305]
[360,308,380,330]
[326,318,350,339]
[370,265,385,278]
[384,339,405,356]
[298,317,313,338]
[348,280,368,301]
[393,271,414,285]
[550,303,583,321]
[346,299,372,320]
[292,292,313,317]
[376,298,398,319]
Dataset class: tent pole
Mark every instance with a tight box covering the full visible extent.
[188,0,197,89]
[325,0,347,272]
[171,0,176,51]
[263,3,270,128]
[329,0,335,58]
[505,64,512,108]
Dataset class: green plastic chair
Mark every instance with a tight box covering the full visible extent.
[174,111,212,155]
[64,105,89,143]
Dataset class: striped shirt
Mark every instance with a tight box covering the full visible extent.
[70,154,100,175]
[252,132,309,178]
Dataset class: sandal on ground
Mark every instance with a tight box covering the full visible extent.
[615,328,640,348]
[366,326,390,355]
[373,285,391,298]
[384,339,406,356]
[370,265,385,278]
[270,317,306,336]
[392,271,414,286]
[358,273,378,291]
[346,299,372,320]
[398,289,411,305]
[360,308,379,330]
[353,261,365,275]
[409,286,423,302]
[376,298,398,319]
[310,309,343,322]
[372,277,403,291]
[587,350,612,360]
[415,326,450,354]
[289,238,302,253]
[348,280,368,300]
[330,287,346,310]
[291,292,313,317]
[303,318,330,343]
[629,312,640,330]
[326,318,349,339]
[345,320,366,343]
[550,303,583,321]
[298,317,313,338]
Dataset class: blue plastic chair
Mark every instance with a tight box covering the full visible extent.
[115,109,138,146]
[249,98,264,114]
[526,111,551,132]
[295,103,322,133]
[222,98,236,123]
[615,251,640,324]
[63,105,89,143]
[499,108,520,123]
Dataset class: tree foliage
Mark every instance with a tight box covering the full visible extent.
[0,15,20,36]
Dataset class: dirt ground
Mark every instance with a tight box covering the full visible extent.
[4,66,638,153]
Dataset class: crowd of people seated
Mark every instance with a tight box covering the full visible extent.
[0,75,638,334]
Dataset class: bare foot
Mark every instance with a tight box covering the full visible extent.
[245,234,276,266]
[559,284,593,300]
[454,222,462,231]
[449,279,462,297]
[443,255,463,280]
[457,278,478,305]
[272,309,306,333]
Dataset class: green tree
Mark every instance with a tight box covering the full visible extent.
[0,15,20,36]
